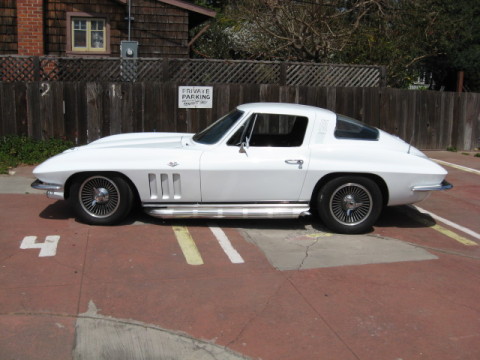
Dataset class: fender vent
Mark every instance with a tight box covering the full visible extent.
[148,173,181,200]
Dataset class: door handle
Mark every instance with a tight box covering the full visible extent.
[285,159,304,169]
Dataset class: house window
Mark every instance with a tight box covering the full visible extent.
[67,12,110,55]
[72,18,105,51]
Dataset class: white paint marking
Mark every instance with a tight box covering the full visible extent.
[209,225,245,264]
[40,82,50,97]
[432,159,480,175]
[20,235,60,257]
[414,206,480,241]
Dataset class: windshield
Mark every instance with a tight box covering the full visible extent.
[192,109,244,144]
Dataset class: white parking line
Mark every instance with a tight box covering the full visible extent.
[414,206,480,244]
[209,225,245,264]
[432,159,480,175]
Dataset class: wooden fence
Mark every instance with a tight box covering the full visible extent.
[0,56,386,87]
[0,81,479,150]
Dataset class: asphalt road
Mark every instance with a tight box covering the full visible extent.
[0,151,479,360]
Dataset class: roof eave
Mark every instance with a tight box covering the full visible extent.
[113,0,216,18]
[159,0,216,18]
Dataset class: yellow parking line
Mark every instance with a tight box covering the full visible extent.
[172,226,204,265]
[414,206,479,246]
[431,224,478,246]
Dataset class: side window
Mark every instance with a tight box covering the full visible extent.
[227,113,308,147]
[335,114,379,140]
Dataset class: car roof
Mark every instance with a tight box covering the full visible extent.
[237,102,335,116]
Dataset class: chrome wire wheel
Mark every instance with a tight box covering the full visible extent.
[329,182,373,227]
[78,176,121,218]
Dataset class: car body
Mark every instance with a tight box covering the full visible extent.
[32,102,452,233]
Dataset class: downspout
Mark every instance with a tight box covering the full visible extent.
[43,0,48,55]
[128,0,133,41]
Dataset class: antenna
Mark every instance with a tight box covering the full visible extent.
[408,124,415,154]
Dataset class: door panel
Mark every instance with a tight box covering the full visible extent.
[200,146,309,202]
[200,112,311,202]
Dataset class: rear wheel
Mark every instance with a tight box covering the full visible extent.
[317,176,382,234]
[69,174,133,225]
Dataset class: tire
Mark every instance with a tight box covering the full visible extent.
[69,174,134,225]
[317,176,383,234]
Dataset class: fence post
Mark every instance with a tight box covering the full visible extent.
[379,66,387,87]
[33,56,41,82]
[162,58,169,82]
[280,62,287,86]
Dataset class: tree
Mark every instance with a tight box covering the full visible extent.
[192,0,480,90]
[193,0,420,86]
[191,0,233,58]
[225,0,397,62]
[417,0,480,91]
[335,0,427,87]
[192,0,228,10]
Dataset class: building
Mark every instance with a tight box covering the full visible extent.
[0,0,216,58]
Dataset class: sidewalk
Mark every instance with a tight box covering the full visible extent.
[0,165,43,195]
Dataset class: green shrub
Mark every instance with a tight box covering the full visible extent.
[475,153,480,158]
[0,136,73,174]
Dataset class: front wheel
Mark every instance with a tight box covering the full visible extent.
[69,174,134,225]
[317,176,383,234]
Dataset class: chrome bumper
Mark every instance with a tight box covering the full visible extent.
[411,180,453,192]
[31,179,65,200]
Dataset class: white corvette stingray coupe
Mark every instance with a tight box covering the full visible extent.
[32,103,452,234]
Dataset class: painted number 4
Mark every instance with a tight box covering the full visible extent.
[20,235,60,257]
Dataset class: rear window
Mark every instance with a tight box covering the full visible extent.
[334,115,379,140]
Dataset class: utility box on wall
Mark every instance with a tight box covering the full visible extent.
[120,41,139,81]
[120,41,139,58]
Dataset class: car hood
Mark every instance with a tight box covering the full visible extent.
[82,132,194,150]
[33,132,200,184]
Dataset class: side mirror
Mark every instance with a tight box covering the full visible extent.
[239,142,248,155]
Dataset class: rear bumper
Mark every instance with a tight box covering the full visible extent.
[411,180,453,192]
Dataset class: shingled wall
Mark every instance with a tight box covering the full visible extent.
[44,0,189,58]
[0,0,18,55]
